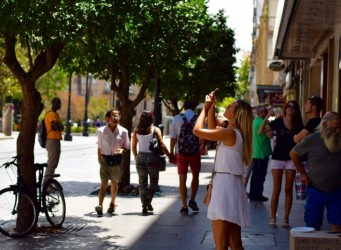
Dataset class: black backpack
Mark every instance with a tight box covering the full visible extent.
[37,112,51,148]
[177,114,200,156]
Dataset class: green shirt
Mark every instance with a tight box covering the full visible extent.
[252,116,272,159]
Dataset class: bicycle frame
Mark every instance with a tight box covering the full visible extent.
[0,156,65,237]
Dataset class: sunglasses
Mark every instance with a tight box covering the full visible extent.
[111,114,120,119]
[286,104,296,109]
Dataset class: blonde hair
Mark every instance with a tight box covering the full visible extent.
[234,100,253,166]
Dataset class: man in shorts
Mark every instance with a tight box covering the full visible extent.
[95,108,130,216]
[290,112,341,231]
[170,101,201,214]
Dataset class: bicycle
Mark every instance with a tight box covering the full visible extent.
[0,156,66,238]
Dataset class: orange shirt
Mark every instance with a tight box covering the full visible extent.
[44,110,63,140]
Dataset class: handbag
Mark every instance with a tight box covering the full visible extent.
[149,128,166,171]
[102,154,122,166]
[203,150,217,207]
[149,128,163,155]
[159,155,166,171]
[149,128,162,155]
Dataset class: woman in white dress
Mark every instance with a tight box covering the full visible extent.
[193,92,253,250]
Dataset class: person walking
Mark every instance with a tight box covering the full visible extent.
[132,111,173,215]
[193,92,253,250]
[95,108,130,216]
[290,112,341,231]
[259,101,304,228]
[248,105,273,201]
[294,96,323,143]
[44,97,64,182]
[170,101,201,214]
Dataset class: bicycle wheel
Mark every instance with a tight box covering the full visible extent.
[42,179,66,227]
[0,187,38,238]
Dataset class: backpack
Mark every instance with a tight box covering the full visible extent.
[177,113,200,156]
[37,112,51,148]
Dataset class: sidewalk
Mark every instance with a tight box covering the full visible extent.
[0,134,308,249]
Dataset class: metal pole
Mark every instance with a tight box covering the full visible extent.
[82,73,89,136]
[153,76,164,134]
[64,74,73,141]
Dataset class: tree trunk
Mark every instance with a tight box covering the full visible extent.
[118,104,134,187]
[16,83,43,231]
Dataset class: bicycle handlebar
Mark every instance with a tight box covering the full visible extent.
[0,155,20,169]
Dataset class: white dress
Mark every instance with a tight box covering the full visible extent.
[207,129,251,227]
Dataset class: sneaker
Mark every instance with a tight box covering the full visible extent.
[188,200,199,212]
[107,203,116,214]
[147,204,154,212]
[180,207,188,214]
[95,205,103,216]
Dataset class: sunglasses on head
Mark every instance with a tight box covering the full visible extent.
[286,104,295,109]
[309,96,319,105]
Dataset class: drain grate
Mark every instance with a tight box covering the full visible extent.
[35,223,87,235]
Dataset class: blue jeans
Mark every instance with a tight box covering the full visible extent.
[136,152,159,208]
[249,157,269,199]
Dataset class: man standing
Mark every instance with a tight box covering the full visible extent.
[290,112,341,231]
[44,97,64,182]
[95,108,130,216]
[248,105,272,201]
[294,96,323,143]
[170,101,201,214]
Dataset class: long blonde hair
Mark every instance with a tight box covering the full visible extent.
[234,100,253,166]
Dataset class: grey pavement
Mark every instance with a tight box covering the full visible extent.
[0,131,311,249]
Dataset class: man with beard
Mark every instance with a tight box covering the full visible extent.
[290,112,341,231]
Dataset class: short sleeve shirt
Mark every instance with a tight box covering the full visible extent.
[293,133,341,192]
[269,118,301,160]
[97,125,130,155]
[305,117,321,133]
[252,117,272,159]
[45,110,62,140]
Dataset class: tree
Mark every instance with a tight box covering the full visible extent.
[59,0,211,186]
[36,64,69,109]
[235,53,251,100]
[0,1,92,231]
[0,44,23,111]
[160,10,238,115]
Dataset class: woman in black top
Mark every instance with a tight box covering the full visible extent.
[259,101,304,228]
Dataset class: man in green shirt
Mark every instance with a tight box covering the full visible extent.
[249,105,273,201]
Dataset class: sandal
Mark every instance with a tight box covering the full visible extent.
[268,219,276,228]
[281,219,290,228]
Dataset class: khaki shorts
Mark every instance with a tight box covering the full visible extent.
[99,163,122,182]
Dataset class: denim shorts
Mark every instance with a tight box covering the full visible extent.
[304,186,341,228]
[270,159,296,170]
